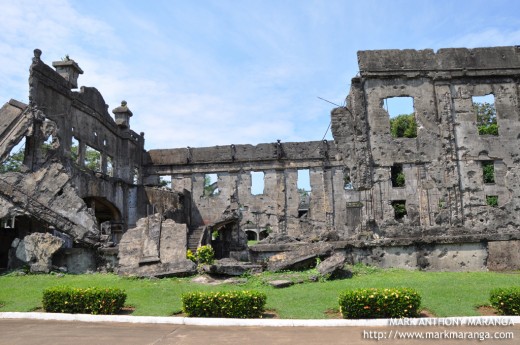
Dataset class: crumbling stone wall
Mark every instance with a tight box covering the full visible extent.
[332,47,520,241]
[143,46,520,270]
[0,50,159,271]
[3,46,520,273]
[144,141,349,244]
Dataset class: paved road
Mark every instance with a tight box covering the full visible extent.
[1,319,519,345]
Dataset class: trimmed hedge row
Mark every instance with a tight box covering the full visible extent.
[490,287,520,316]
[42,286,126,315]
[182,290,266,318]
[339,287,421,319]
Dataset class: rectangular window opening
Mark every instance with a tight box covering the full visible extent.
[251,171,265,195]
[473,94,498,136]
[391,200,407,220]
[482,161,495,184]
[204,173,219,196]
[71,136,79,163]
[297,169,311,192]
[391,164,405,187]
[133,167,140,184]
[344,168,353,190]
[159,175,171,189]
[486,195,498,207]
[297,169,311,215]
[84,145,101,172]
[384,96,416,138]
[106,156,114,177]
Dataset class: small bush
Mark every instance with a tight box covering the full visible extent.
[186,249,197,263]
[339,287,421,319]
[42,286,126,315]
[490,287,520,315]
[182,290,266,318]
[196,245,215,264]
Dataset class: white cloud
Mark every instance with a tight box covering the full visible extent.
[2,0,520,152]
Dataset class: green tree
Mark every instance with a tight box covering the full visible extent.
[203,175,219,196]
[390,113,417,138]
[84,147,101,171]
[0,147,24,173]
[474,102,498,135]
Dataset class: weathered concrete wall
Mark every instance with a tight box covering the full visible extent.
[144,46,520,271]
[4,46,520,272]
[331,47,520,245]
[27,50,148,229]
[144,141,350,241]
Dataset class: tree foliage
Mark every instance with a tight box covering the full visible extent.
[390,113,417,138]
[482,161,495,184]
[392,201,407,220]
[475,102,498,136]
[203,175,219,196]
[0,147,24,173]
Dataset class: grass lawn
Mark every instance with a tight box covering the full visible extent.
[0,266,518,319]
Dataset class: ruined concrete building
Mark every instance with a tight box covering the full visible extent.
[1,46,520,275]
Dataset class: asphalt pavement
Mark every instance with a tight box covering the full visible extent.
[1,314,519,345]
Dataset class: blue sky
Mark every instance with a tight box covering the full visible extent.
[1,0,520,150]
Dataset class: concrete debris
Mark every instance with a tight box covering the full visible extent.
[316,252,351,279]
[11,232,63,273]
[267,242,334,272]
[118,214,196,277]
[267,280,294,288]
[201,258,262,276]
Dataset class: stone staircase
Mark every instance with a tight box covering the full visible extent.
[187,226,205,252]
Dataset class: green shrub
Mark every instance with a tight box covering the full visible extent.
[182,290,266,318]
[42,286,126,315]
[338,287,421,319]
[490,287,520,315]
[186,249,197,263]
[196,245,215,264]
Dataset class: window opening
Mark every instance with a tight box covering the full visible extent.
[473,94,498,136]
[392,200,407,220]
[106,156,114,177]
[486,195,498,207]
[297,169,311,217]
[391,164,405,187]
[482,161,495,184]
[70,136,79,163]
[251,171,265,195]
[159,175,171,189]
[84,145,101,171]
[385,96,416,138]
[1,138,25,173]
[204,173,219,196]
[133,167,140,184]
[344,168,353,190]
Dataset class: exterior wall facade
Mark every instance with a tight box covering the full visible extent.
[27,50,149,230]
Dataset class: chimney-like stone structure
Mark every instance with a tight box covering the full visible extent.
[112,100,133,129]
[52,56,83,89]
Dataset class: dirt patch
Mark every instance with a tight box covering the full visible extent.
[261,309,279,319]
[119,306,135,315]
[324,308,342,319]
[419,309,435,317]
[478,305,499,316]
